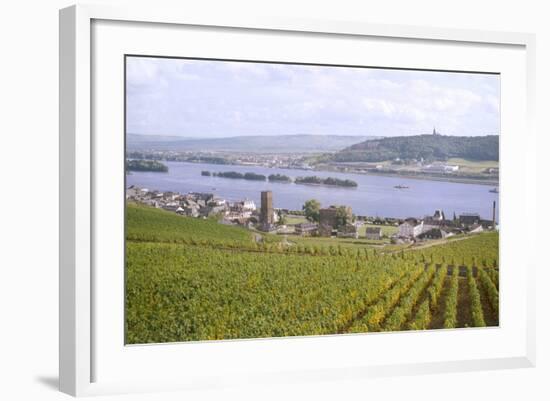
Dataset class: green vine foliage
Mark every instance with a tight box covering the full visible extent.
[125,203,499,343]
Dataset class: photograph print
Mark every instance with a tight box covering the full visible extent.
[125,56,500,344]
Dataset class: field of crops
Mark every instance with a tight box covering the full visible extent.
[125,203,499,344]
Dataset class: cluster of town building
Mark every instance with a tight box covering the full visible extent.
[127,150,313,170]
[126,185,261,224]
[391,207,496,243]
[293,206,495,242]
[127,185,496,243]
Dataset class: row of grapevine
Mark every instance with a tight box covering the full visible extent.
[467,266,486,327]
[443,267,459,328]
[477,267,499,315]
[427,265,448,310]
[407,265,448,330]
[347,265,424,333]
[408,300,431,330]
[485,268,499,288]
[337,267,411,332]
[382,265,436,331]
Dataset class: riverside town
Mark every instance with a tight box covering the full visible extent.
[127,185,497,245]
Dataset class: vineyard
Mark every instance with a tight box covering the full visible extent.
[126,203,499,344]
[126,203,253,245]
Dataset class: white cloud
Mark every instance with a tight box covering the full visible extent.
[126,57,500,137]
[362,98,396,117]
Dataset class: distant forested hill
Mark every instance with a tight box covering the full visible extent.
[127,134,379,153]
[325,134,499,162]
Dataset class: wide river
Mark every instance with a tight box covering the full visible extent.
[127,161,499,220]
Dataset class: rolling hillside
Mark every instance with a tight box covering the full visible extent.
[321,134,499,163]
[127,134,379,153]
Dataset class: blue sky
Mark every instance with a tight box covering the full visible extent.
[126,56,500,138]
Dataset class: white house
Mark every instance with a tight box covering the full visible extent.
[231,199,256,212]
[242,199,256,211]
[422,164,459,173]
[398,218,424,238]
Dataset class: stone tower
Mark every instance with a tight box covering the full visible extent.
[260,191,273,225]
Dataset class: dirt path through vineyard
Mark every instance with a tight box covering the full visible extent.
[477,277,499,327]
[456,277,472,328]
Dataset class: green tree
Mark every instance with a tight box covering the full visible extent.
[276,210,287,226]
[334,205,351,228]
[303,199,321,222]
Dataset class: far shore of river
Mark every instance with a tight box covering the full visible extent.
[199,170,497,188]
[331,169,499,186]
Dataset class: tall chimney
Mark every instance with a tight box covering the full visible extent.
[493,201,497,230]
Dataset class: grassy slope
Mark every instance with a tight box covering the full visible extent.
[359,223,398,237]
[126,202,254,245]
[447,158,499,168]
[447,158,499,174]
[284,215,308,225]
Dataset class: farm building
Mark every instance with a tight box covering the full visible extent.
[295,222,318,236]
[422,164,459,173]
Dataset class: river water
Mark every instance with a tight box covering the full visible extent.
[126,161,499,220]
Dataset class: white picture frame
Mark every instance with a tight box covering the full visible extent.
[59,4,536,397]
